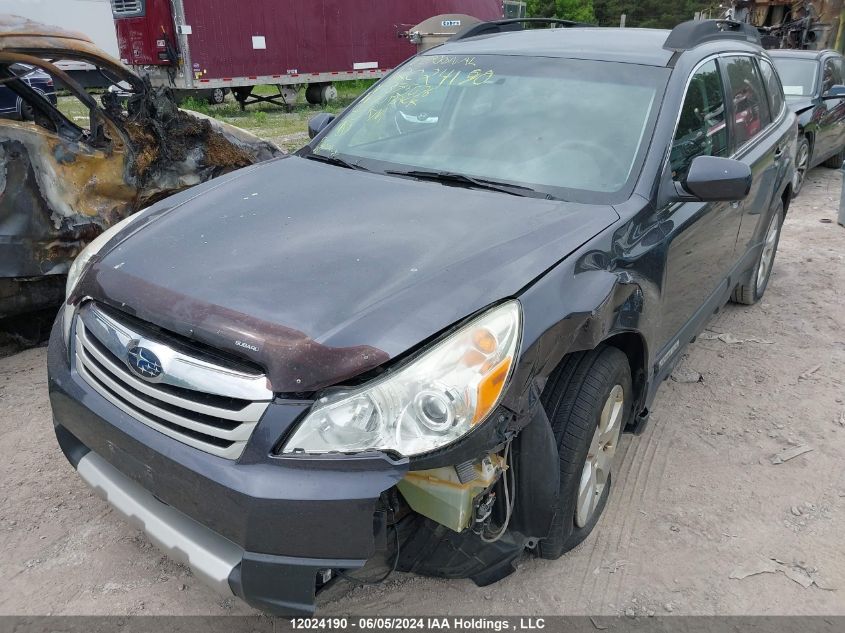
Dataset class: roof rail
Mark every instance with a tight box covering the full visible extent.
[452,18,590,42]
[664,19,762,51]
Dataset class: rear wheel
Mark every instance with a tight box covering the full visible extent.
[731,201,784,305]
[538,346,631,560]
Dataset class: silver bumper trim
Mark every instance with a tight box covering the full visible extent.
[77,451,242,594]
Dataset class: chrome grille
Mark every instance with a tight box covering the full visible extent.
[110,0,144,17]
[73,304,272,460]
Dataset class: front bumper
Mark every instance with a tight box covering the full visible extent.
[47,318,408,615]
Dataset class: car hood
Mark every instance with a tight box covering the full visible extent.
[785,95,816,117]
[81,156,619,393]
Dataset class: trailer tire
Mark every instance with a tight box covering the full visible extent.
[208,88,227,105]
[305,83,322,105]
[306,83,337,105]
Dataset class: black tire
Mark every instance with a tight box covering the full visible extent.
[207,88,226,105]
[823,145,845,168]
[305,83,323,105]
[792,136,810,197]
[731,201,784,305]
[538,345,632,560]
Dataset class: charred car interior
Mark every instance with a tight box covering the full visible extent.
[0,16,280,321]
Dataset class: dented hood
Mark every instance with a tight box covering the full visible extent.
[82,157,618,393]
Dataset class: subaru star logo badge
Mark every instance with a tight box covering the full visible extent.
[127,346,163,380]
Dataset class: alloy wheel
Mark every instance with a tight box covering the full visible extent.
[793,141,809,195]
[575,384,624,528]
[756,213,780,290]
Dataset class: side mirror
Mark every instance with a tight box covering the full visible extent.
[822,84,845,99]
[677,155,752,202]
[308,113,335,139]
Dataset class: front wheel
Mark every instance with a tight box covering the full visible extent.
[538,345,631,560]
[731,201,784,305]
[792,136,810,197]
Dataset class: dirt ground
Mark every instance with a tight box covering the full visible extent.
[0,166,843,617]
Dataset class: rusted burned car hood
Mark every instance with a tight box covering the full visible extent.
[0,15,281,317]
[79,156,619,393]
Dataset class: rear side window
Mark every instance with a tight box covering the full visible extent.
[723,56,772,148]
[759,59,785,119]
[670,59,729,180]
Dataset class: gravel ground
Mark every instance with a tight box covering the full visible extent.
[0,167,843,617]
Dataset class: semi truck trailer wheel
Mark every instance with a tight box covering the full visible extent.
[306,83,337,105]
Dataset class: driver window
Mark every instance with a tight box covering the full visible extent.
[670,59,729,181]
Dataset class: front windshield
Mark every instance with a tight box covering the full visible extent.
[312,54,668,202]
[771,58,818,97]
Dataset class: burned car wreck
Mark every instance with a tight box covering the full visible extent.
[0,16,280,319]
[48,19,794,616]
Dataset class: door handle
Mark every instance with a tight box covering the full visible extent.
[774,145,784,159]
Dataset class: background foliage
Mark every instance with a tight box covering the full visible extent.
[527,0,721,28]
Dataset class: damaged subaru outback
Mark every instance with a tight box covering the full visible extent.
[48,19,796,614]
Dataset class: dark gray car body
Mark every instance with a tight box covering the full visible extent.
[48,23,796,615]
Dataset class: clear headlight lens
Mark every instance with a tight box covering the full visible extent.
[65,210,148,301]
[63,210,148,344]
[282,301,521,457]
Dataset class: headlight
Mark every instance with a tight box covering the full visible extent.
[63,210,148,344]
[282,301,521,457]
[65,210,147,301]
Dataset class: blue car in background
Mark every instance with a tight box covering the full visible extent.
[0,63,57,120]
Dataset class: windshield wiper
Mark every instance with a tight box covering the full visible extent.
[303,152,368,171]
[385,169,552,199]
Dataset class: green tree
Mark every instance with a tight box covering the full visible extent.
[527,0,596,22]
[592,0,716,28]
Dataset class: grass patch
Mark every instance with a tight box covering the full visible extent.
[181,81,375,152]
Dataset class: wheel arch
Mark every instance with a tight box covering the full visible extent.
[601,331,648,426]
[782,182,792,215]
[803,129,815,161]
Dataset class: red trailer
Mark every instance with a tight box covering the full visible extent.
[112,0,507,107]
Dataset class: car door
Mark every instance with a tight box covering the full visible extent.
[724,55,781,257]
[657,57,742,354]
[816,55,845,161]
